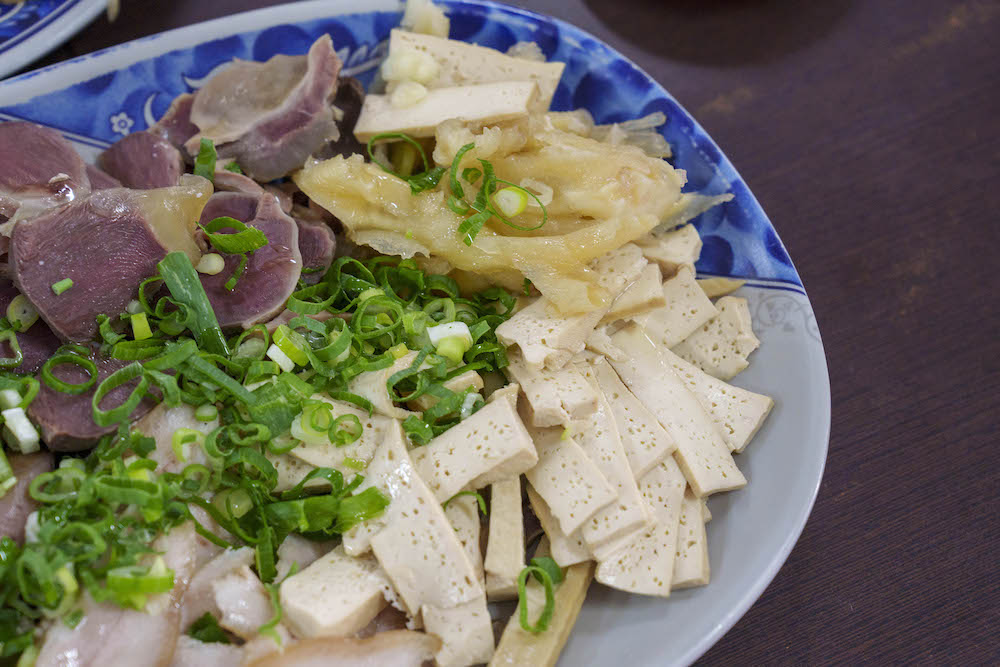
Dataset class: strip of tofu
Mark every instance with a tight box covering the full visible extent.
[595,456,687,597]
[496,244,647,370]
[347,351,418,419]
[601,263,665,324]
[409,369,484,411]
[444,494,485,586]
[410,393,538,502]
[490,540,595,667]
[484,476,525,601]
[525,485,591,567]
[504,348,597,427]
[697,276,746,298]
[389,29,565,111]
[280,545,389,638]
[672,296,760,380]
[289,398,390,473]
[671,487,710,589]
[634,223,702,276]
[585,324,626,362]
[609,324,746,497]
[522,419,617,536]
[591,360,676,479]
[573,362,652,560]
[632,266,719,348]
[659,346,774,454]
[353,80,539,140]
[422,596,495,667]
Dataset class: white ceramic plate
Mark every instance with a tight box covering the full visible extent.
[0,0,105,79]
[0,1,831,664]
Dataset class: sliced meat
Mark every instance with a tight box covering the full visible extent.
[10,177,211,341]
[28,353,157,452]
[0,121,90,227]
[86,164,123,190]
[198,192,301,329]
[295,217,335,284]
[212,169,266,197]
[0,279,60,373]
[151,93,198,153]
[170,637,243,667]
[245,631,440,667]
[185,36,342,182]
[320,76,367,160]
[100,131,184,190]
[180,547,255,631]
[213,565,273,639]
[0,451,54,543]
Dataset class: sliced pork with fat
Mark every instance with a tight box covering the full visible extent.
[10,176,211,341]
[100,131,185,189]
[198,192,302,329]
[0,451,54,544]
[185,35,342,181]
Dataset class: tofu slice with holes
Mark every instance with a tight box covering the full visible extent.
[504,348,597,427]
[484,476,525,600]
[673,296,760,380]
[347,352,419,419]
[632,266,719,348]
[289,398,390,474]
[596,456,687,597]
[389,29,564,110]
[444,493,485,586]
[410,393,537,502]
[658,346,773,453]
[602,263,665,324]
[573,363,652,560]
[423,595,495,667]
[591,360,676,479]
[496,244,647,369]
[634,223,702,276]
[354,80,539,140]
[609,324,745,497]
[280,545,389,638]
[522,418,617,536]
[672,487,710,588]
[525,485,591,566]
[409,370,484,411]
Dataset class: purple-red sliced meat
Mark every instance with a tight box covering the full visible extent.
[295,217,335,284]
[151,92,198,153]
[29,353,156,452]
[0,121,90,225]
[0,279,60,374]
[10,177,211,342]
[199,192,301,329]
[86,164,123,190]
[0,451,54,544]
[99,131,184,190]
[212,169,266,197]
[185,35,342,182]
[320,76,367,160]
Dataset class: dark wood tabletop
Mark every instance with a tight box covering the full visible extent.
[26,0,1000,664]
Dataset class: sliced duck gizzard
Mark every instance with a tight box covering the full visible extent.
[10,175,211,342]
[85,164,123,190]
[295,217,336,284]
[150,92,199,153]
[185,35,342,182]
[99,131,185,190]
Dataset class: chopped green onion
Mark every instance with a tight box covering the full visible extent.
[330,414,362,447]
[196,253,226,275]
[0,329,23,369]
[494,186,529,217]
[272,325,309,367]
[366,132,446,195]
[2,407,40,454]
[188,612,231,644]
[157,252,229,356]
[516,557,564,634]
[223,253,249,292]
[266,344,295,373]
[131,313,152,341]
[223,161,242,174]
[200,217,268,255]
[441,490,487,515]
[51,278,74,295]
[40,353,97,395]
[195,404,218,422]
[194,138,217,182]
[6,294,39,332]
[0,448,17,497]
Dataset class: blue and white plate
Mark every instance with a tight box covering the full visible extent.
[0,1,831,664]
[0,0,105,79]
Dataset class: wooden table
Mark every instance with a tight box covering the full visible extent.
[32,0,1000,664]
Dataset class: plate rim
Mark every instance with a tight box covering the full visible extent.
[0,0,106,79]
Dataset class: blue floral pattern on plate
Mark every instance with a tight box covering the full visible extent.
[0,0,81,55]
[0,0,801,288]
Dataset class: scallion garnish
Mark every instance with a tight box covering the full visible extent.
[517,557,564,634]
[157,252,229,356]
[366,132,446,195]
[188,612,231,644]
[194,138,217,182]
[200,217,269,255]
[441,490,487,515]
[50,278,74,295]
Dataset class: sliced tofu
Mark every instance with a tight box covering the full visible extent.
[702,499,712,522]
[601,263,665,324]
[409,370,484,411]
[490,540,594,667]
[585,324,626,362]
[671,487,710,589]
[268,452,325,493]
[422,596,495,667]
[353,80,539,140]
[591,360,676,479]
[634,223,702,276]
[496,244,646,369]
[595,456,687,597]
[658,346,774,454]
[444,493,485,586]
[289,398,390,474]
[389,29,564,111]
[410,394,537,502]
[672,296,760,380]
[609,324,746,497]
[347,352,418,419]
[504,347,597,427]
[697,276,746,298]
[573,363,652,559]
[484,476,525,600]
[280,545,389,639]
[525,485,591,567]
[632,266,719,348]
[522,418,617,536]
